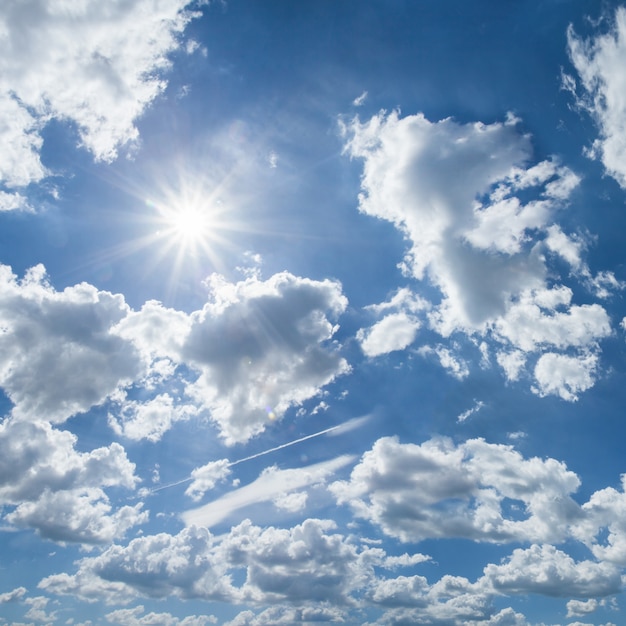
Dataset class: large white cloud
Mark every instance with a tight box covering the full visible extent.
[330,436,581,544]
[482,544,622,598]
[0,264,348,447]
[0,0,202,199]
[0,264,145,423]
[175,272,350,444]
[0,417,144,543]
[567,6,626,188]
[345,111,614,399]
[39,511,626,623]
[39,519,376,606]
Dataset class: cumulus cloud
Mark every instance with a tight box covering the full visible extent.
[482,544,622,597]
[185,459,232,502]
[176,272,350,444]
[40,519,375,606]
[345,110,613,399]
[357,288,428,356]
[0,264,145,423]
[38,509,626,622]
[567,598,599,618]
[6,487,147,545]
[0,418,143,543]
[532,352,599,401]
[330,436,582,544]
[572,473,626,565]
[109,393,198,442]
[105,605,217,626]
[358,312,421,357]
[0,587,26,603]
[0,0,202,199]
[567,6,626,187]
[0,263,349,448]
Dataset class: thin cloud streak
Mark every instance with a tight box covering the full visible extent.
[146,414,370,495]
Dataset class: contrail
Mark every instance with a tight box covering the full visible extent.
[146,415,369,495]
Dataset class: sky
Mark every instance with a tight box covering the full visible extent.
[5,1,626,625]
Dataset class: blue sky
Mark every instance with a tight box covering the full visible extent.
[3,1,626,625]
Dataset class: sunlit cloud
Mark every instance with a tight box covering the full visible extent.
[182,454,355,528]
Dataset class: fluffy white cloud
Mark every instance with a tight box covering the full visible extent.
[0,264,145,423]
[0,587,26,603]
[223,605,348,625]
[345,111,613,399]
[109,393,198,442]
[567,7,626,187]
[494,288,611,354]
[344,111,570,332]
[572,473,626,565]
[567,598,599,618]
[330,436,581,544]
[6,487,147,545]
[418,345,470,380]
[0,418,143,543]
[0,0,202,197]
[482,544,622,598]
[0,264,349,447]
[105,605,217,626]
[177,272,350,444]
[358,312,420,357]
[40,518,376,606]
[185,459,232,502]
[532,352,598,401]
[357,289,429,357]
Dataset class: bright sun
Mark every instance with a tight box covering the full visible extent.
[168,205,211,243]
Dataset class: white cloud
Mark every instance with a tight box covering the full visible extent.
[178,272,350,444]
[353,91,368,106]
[358,312,420,357]
[182,455,354,528]
[344,110,612,399]
[109,393,198,442]
[24,595,57,623]
[105,605,217,626]
[0,0,202,197]
[0,264,350,454]
[567,7,626,187]
[273,491,308,513]
[496,349,526,382]
[419,345,470,380]
[567,599,599,618]
[494,287,611,353]
[40,518,376,606]
[532,352,598,401]
[330,436,581,544]
[0,418,143,544]
[457,400,484,423]
[0,587,26,603]
[6,487,147,545]
[185,459,232,502]
[0,264,145,423]
[482,544,622,598]
[572,473,626,565]
[223,605,348,625]
[343,111,565,332]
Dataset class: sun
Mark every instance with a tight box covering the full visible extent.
[167,205,212,243]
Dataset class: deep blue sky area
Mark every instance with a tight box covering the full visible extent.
[3,2,626,625]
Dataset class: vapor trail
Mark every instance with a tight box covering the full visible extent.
[146,415,369,495]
